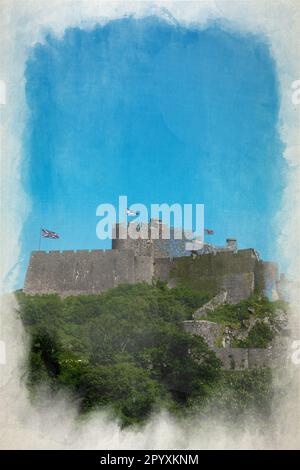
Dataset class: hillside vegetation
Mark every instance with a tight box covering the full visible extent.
[205,294,288,348]
[16,283,284,426]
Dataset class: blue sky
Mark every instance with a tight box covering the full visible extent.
[21,16,284,286]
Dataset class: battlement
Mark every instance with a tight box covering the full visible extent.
[24,248,153,296]
[31,249,109,255]
[153,247,276,303]
[24,223,279,302]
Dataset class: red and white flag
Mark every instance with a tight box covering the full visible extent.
[41,228,59,239]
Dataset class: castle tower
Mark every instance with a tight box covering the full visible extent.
[112,222,153,256]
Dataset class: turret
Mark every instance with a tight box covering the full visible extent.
[112,222,153,256]
[226,238,237,251]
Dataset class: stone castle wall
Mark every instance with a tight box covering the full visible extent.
[213,347,286,370]
[24,245,278,303]
[112,222,190,259]
[182,321,286,369]
[24,249,152,296]
[255,261,279,295]
[24,220,279,304]
[154,249,271,303]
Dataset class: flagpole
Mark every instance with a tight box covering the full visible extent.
[38,227,42,250]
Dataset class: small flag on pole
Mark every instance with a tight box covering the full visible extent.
[41,228,60,239]
[126,208,140,216]
[204,228,214,235]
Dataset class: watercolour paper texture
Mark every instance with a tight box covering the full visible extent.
[0,0,300,450]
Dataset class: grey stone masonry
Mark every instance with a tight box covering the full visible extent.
[24,249,148,296]
[24,222,280,303]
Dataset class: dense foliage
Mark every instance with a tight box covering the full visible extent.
[205,294,287,327]
[17,283,219,425]
[198,368,275,419]
[16,283,281,426]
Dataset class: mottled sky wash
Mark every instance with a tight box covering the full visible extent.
[22,16,283,284]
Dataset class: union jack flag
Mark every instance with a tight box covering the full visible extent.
[204,228,214,235]
[41,228,59,239]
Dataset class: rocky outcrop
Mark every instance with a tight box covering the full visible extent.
[182,320,222,348]
[193,291,227,319]
[183,304,290,370]
[182,318,289,370]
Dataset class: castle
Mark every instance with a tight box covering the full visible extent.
[24,219,279,303]
[24,220,288,370]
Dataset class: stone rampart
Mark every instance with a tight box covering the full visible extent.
[24,249,152,296]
